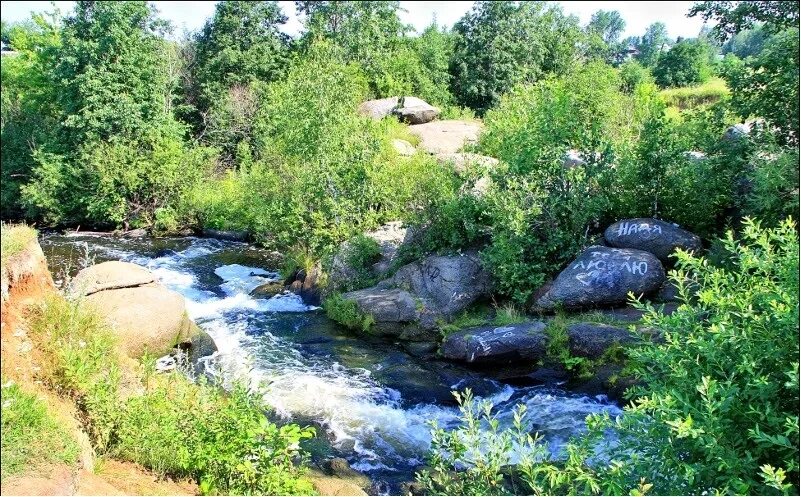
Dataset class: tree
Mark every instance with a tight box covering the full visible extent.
[637,22,670,67]
[690,0,800,41]
[192,1,289,114]
[450,1,583,114]
[722,23,769,58]
[588,9,625,45]
[50,1,175,145]
[653,39,711,88]
[693,0,800,143]
[411,21,456,106]
[585,10,627,64]
[295,1,409,96]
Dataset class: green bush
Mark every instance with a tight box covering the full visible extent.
[27,294,317,495]
[743,147,800,223]
[115,374,315,495]
[0,379,80,481]
[619,59,654,92]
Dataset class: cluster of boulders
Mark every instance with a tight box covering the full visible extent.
[326,217,700,393]
[536,218,701,311]
[69,261,217,370]
[438,218,700,371]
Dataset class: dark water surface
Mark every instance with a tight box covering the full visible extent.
[40,234,620,491]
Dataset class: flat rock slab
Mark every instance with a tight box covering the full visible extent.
[537,246,665,311]
[69,261,155,296]
[435,153,499,173]
[567,322,636,359]
[604,218,702,263]
[408,120,482,154]
[392,139,416,156]
[341,287,417,324]
[86,285,191,359]
[441,321,548,364]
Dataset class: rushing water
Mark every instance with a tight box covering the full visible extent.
[40,233,620,491]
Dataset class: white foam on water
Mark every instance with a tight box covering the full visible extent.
[42,234,622,476]
[215,263,280,296]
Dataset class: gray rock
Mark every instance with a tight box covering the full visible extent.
[121,228,148,238]
[723,122,752,141]
[392,139,416,156]
[287,262,323,305]
[186,325,218,367]
[536,246,665,311]
[395,104,440,125]
[357,96,438,123]
[562,149,586,168]
[329,221,411,290]
[339,251,492,336]
[683,150,707,162]
[202,228,249,242]
[250,281,285,299]
[385,251,491,324]
[340,287,417,327]
[604,218,702,263]
[566,323,636,359]
[435,153,499,173]
[441,321,548,364]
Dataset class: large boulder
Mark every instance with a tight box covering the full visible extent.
[395,104,440,125]
[566,323,636,359]
[536,246,665,311]
[339,288,417,335]
[73,261,213,360]
[441,321,548,364]
[604,218,702,263]
[407,120,482,154]
[85,285,193,359]
[384,251,492,327]
[357,96,439,124]
[339,252,492,336]
[69,261,155,296]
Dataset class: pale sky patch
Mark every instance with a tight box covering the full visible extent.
[1,1,708,40]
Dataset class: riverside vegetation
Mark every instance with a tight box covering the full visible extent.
[1,1,799,496]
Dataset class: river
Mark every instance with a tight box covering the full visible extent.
[40,233,620,492]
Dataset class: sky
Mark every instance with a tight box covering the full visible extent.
[0,1,708,40]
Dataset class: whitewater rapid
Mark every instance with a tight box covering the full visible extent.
[41,235,621,479]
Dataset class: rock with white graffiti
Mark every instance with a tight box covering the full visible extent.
[440,321,548,364]
[604,218,702,263]
[535,246,665,311]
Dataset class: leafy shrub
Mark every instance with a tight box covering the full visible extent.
[323,293,374,332]
[619,59,654,92]
[115,373,315,495]
[0,379,80,481]
[336,234,381,291]
[743,147,800,223]
[480,62,656,172]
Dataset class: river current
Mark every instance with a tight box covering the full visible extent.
[40,234,620,491]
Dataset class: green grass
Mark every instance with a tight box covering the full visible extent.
[383,119,421,146]
[25,294,316,495]
[438,303,528,336]
[323,293,374,332]
[1,223,37,270]
[0,378,80,481]
[659,77,729,111]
